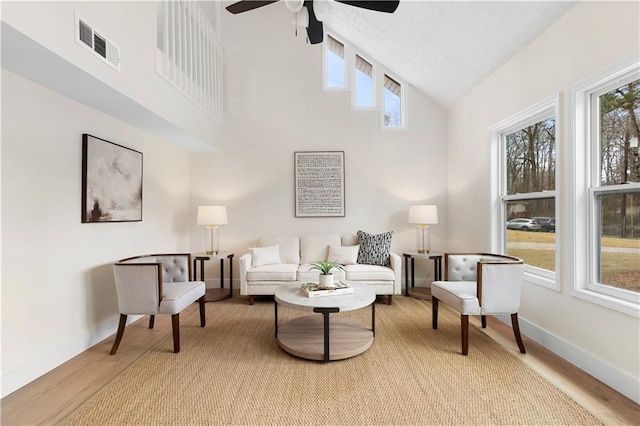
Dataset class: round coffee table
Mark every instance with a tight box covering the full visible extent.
[274,282,376,362]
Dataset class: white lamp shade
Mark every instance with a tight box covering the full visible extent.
[409,205,438,225]
[197,206,227,226]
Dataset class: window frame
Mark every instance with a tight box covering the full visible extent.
[380,71,407,131]
[322,33,348,92]
[568,53,640,316]
[490,94,560,290]
[351,52,377,110]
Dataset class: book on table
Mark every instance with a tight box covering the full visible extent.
[301,281,353,297]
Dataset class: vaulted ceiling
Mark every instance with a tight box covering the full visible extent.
[317,1,576,107]
[221,1,576,108]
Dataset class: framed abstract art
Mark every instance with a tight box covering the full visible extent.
[81,134,143,223]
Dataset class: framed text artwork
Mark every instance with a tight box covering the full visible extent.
[294,151,345,217]
[81,134,143,223]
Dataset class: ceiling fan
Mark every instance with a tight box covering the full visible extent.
[225,0,400,45]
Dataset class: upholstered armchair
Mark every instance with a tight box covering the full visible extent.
[110,253,206,354]
[431,253,526,355]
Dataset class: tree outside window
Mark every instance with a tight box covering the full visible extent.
[504,117,556,272]
[593,79,640,293]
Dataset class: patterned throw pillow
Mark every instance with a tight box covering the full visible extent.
[356,230,393,266]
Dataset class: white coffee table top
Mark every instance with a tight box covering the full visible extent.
[274,282,375,312]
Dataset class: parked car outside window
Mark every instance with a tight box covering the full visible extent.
[506,218,542,232]
[532,217,556,232]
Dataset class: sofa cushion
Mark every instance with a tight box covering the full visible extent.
[357,230,393,266]
[250,244,281,267]
[327,245,359,265]
[343,264,395,281]
[246,263,298,281]
[258,236,300,264]
[300,234,341,265]
[341,234,358,246]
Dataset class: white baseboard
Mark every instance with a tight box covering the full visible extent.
[495,314,639,404]
[1,314,141,398]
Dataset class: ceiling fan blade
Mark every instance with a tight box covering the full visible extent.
[304,1,323,44]
[334,1,399,13]
[226,0,279,14]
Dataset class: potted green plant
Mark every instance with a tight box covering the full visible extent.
[309,260,345,288]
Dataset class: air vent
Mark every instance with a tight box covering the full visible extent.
[75,14,120,71]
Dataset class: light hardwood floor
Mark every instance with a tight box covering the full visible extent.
[2,297,639,425]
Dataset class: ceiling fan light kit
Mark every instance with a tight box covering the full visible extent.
[291,8,309,28]
[284,0,304,13]
[226,0,400,45]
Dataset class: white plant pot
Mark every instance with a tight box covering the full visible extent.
[318,274,335,288]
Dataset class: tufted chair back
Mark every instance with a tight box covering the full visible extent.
[155,255,190,282]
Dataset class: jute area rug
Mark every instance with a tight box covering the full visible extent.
[68,296,599,425]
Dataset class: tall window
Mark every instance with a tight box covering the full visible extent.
[324,35,345,89]
[590,77,640,296]
[569,55,640,314]
[491,96,558,288]
[383,74,402,128]
[354,54,374,107]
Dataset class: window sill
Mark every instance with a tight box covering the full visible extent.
[524,270,560,291]
[380,125,407,132]
[322,86,349,93]
[570,288,640,317]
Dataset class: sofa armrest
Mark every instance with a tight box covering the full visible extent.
[239,252,252,295]
[389,252,402,295]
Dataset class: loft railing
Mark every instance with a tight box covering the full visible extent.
[156,0,222,124]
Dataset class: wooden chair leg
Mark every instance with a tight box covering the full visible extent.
[432,297,439,329]
[511,313,526,354]
[249,295,254,305]
[199,296,206,327]
[110,314,127,355]
[148,315,155,329]
[171,313,180,353]
[387,295,393,305]
[481,315,487,328]
[461,314,469,355]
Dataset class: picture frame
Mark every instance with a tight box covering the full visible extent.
[81,134,143,223]
[294,151,345,217]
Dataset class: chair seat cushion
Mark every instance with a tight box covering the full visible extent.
[159,281,205,314]
[431,281,481,315]
[247,263,298,281]
[343,264,394,281]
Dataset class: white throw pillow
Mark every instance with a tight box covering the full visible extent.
[327,245,359,265]
[250,244,281,267]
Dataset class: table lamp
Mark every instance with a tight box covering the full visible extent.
[409,205,438,253]
[197,206,227,255]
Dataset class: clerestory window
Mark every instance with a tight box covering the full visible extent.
[354,54,375,108]
[324,34,346,89]
[383,74,403,128]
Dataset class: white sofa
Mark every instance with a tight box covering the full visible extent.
[239,233,401,304]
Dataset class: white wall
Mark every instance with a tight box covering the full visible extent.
[0,70,192,397]
[1,1,220,151]
[189,2,448,285]
[447,1,640,402]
